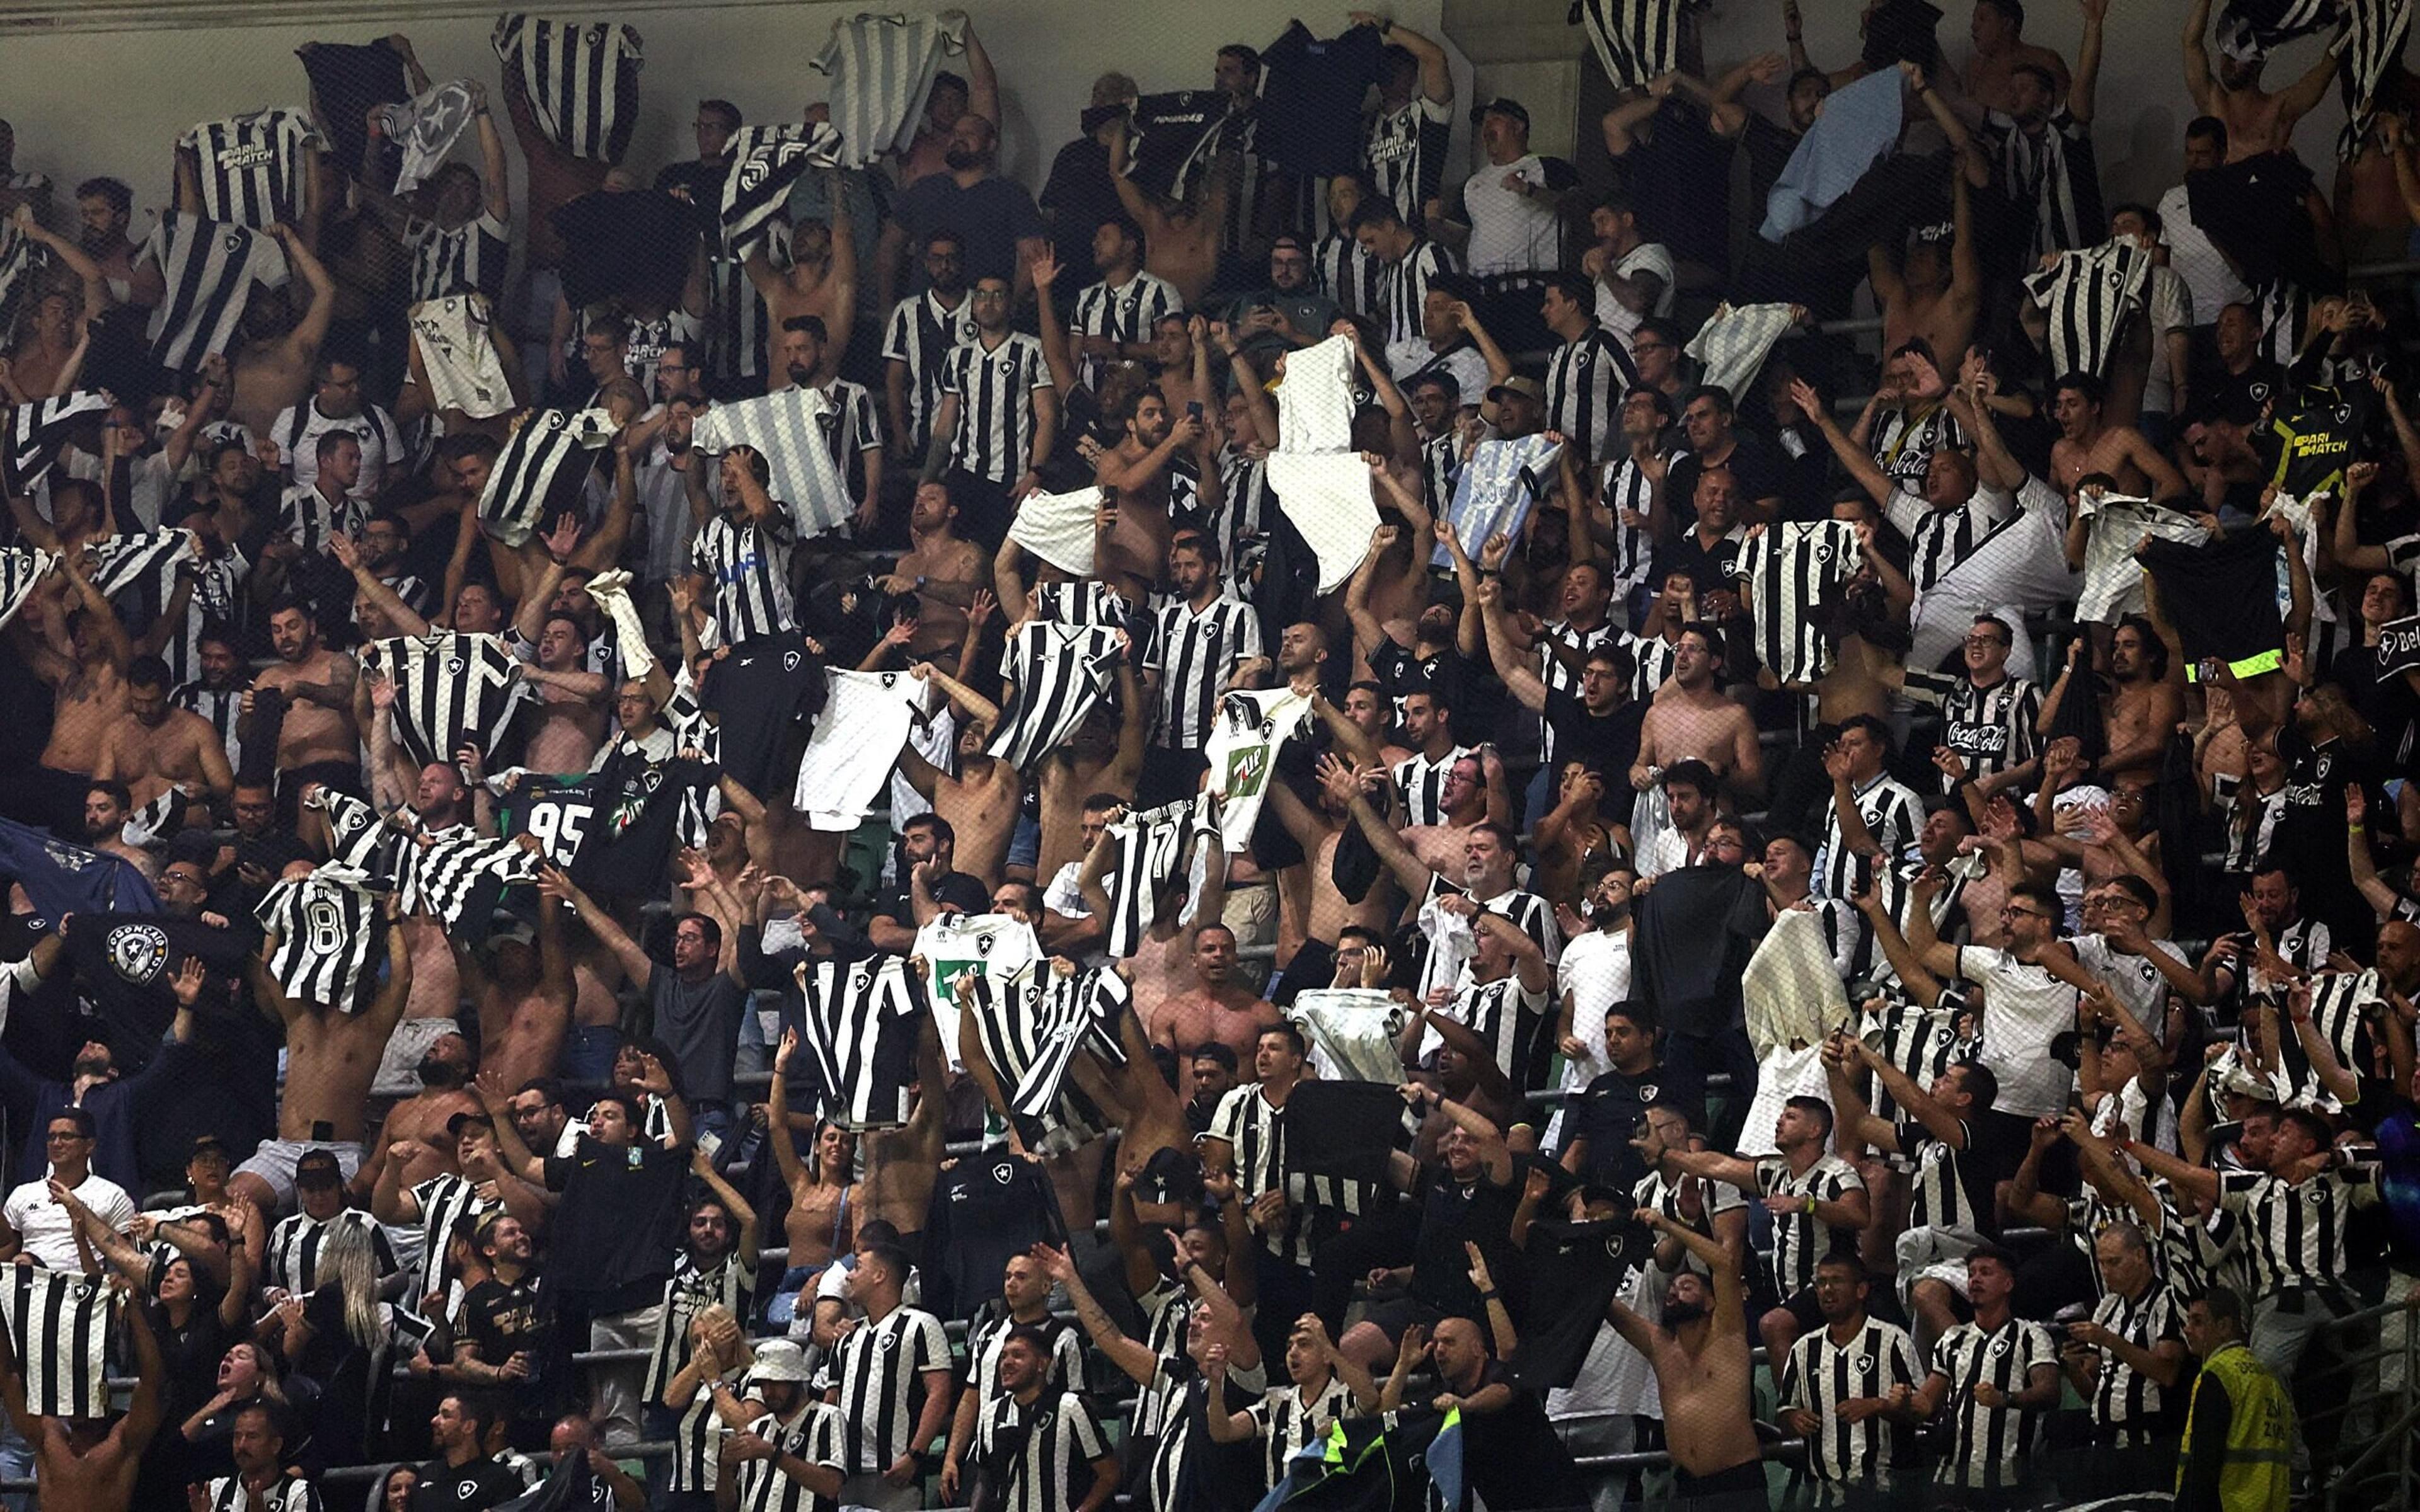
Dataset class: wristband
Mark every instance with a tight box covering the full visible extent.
[1803,1194,1817,1217]
[1478,1288,1501,1302]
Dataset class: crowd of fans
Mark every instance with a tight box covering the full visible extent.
[0,0,2414,1508]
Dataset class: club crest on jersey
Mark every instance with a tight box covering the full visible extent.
[107,924,173,984]
[976,934,994,955]
[783,650,802,672]
[993,1161,1015,1184]
[222,231,248,254]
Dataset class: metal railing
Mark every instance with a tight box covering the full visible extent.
[2318,1292,2420,1512]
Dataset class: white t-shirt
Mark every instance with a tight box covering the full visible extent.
[2155,183,2249,329]
[1598,242,1676,348]
[1556,927,1632,1092]
[3,1171,137,1271]
[1461,154,1564,277]
[1956,946,2080,1120]
[2140,265,2194,418]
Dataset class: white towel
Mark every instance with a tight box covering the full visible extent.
[1743,908,1852,1060]
[408,295,516,419]
[1006,485,1102,576]
[1684,302,1799,402]
[691,386,856,540]
[1736,1044,1833,1159]
[376,80,478,193]
[1277,335,1357,454]
[1264,453,1380,593]
[793,668,940,831]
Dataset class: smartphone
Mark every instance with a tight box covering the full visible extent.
[1187,401,1204,421]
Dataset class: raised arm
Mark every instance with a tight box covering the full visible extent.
[541,866,652,988]
[2182,0,2217,115]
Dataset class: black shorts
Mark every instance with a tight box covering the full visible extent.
[1356,1292,1447,1346]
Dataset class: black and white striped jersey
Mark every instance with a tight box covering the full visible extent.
[1928,1317,2057,1492]
[1448,973,1551,1090]
[173,680,246,772]
[1033,580,1135,631]
[824,1305,952,1472]
[1366,96,1453,229]
[1376,238,1455,352]
[406,211,510,304]
[265,1208,399,1297]
[808,377,884,505]
[1544,326,1637,467]
[1904,670,2041,791]
[1245,1375,1357,1489]
[1817,771,1924,916]
[491,14,644,164]
[361,632,528,769]
[974,1390,1114,1512]
[642,1251,757,1402]
[692,510,800,645]
[963,1308,1087,1405]
[1392,743,1472,827]
[276,483,367,554]
[182,109,320,229]
[1599,453,1662,595]
[728,1403,847,1512]
[409,1172,502,1291]
[1869,402,1967,496]
[1419,430,1461,520]
[1414,876,1561,1000]
[1635,1167,1748,1273]
[707,253,773,388]
[198,1472,324,1511]
[1988,106,2100,260]
[793,954,923,1128]
[274,399,403,497]
[1735,520,1864,686]
[1069,272,1182,387]
[667,1363,746,1494]
[939,334,1051,484]
[1311,229,1381,318]
[991,620,1125,772]
[1144,593,1264,751]
[1130,1281,1194,1439]
[142,214,289,373]
[2087,1282,2187,1445]
[257,871,379,1012]
[1615,628,1681,702]
[0,1266,109,1419]
[1782,1317,1922,1486]
[2216,1162,2380,1297]
[1884,484,2015,597]
[1896,1119,1985,1237]
[1757,1153,1865,1297]
[1534,617,1615,762]
[1102,799,1201,959]
[2278,966,2383,1099]
[881,290,980,457]
[963,964,1129,1131]
[1207,1084,1315,1265]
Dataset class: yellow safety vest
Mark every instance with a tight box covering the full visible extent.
[2176,1342,2295,1512]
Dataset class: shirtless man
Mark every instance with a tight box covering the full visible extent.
[1963,0,2070,115]
[1632,626,1763,805]
[230,898,412,1217]
[1601,1213,1766,1511]
[215,225,337,439]
[744,178,858,381]
[1093,388,1214,605]
[454,902,575,1094]
[857,1012,950,1240]
[903,659,1023,888]
[94,655,235,813]
[370,1028,483,1199]
[1138,922,1279,1098]
[3,207,108,398]
[12,539,130,830]
[1869,157,1981,379]
[2183,0,2341,161]
[0,1286,163,1512]
[245,597,359,818]
[499,60,611,389]
[896,28,1000,187]
[1034,662,1148,890]
[889,483,991,658]
[1105,116,1224,308]
[2080,620,2185,783]
[2047,373,2186,501]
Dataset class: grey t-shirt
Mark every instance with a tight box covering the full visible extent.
[650,969,749,1106]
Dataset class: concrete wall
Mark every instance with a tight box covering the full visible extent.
[0,0,1470,226]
